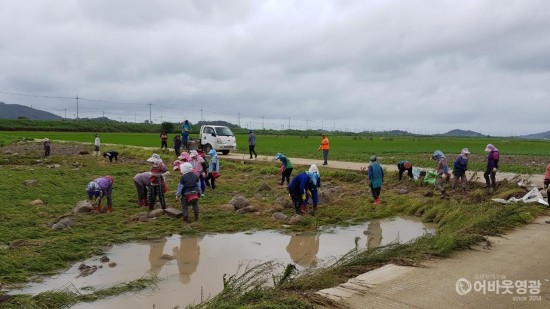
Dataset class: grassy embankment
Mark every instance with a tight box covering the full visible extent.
[0,136,548,308]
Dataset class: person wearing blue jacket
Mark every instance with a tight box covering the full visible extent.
[287,164,321,215]
[452,148,470,192]
[368,156,384,205]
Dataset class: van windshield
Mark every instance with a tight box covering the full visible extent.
[215,127,234,136]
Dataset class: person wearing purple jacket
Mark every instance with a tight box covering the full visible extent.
[86,176,114,213]
[484,144,500,189]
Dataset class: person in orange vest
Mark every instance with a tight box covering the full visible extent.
[318,134,330,165]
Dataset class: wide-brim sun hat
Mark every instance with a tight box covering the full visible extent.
[370,155,378,162]
[147,153,161,163]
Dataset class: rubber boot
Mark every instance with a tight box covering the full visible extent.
[374,197,380,205]
[194,211,199,222]
[94,205,102,213]
[300,204,307,214]
[183,215,189,223]
[106,206,113,213]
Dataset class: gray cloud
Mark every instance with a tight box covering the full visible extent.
[1,0,549,135]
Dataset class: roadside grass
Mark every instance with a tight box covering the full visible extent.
[0,139,548,308]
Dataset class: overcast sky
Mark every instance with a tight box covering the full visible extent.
[1,0,549,135]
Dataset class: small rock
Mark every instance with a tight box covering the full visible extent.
[30,199,44,206]
[272,212,288,222]
[52,217,75,230]
[275,196,293,209]
[228,195,249,210]
[139,214,153,222]
[79,151,90,155]
[108,262,117,268]
[161,254,174,260]
[164,207,183,218]
[398,189,409,195]
[23,180,38,187]
[148,209,165,218]
[271,205,284,213]
[258,183,271,192]
[100,256,110,263]
[77,264,98,277]
[289,214,302,225]
[73,200,93,214]
[47,164,61,169]
[235,206,256,214]
[424,191,434,197]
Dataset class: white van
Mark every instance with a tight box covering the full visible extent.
[199,125,237,155]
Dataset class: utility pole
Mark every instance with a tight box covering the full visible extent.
[148,103,152,123]
[76,95,79,120]
[238,113,240,127]
[64,108,67,119]
[262,116,265,130]
[200,108,204,121]
[288,117,291,130]
[134,112,137,123]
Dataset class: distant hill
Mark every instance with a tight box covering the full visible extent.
[439,129,486,137]
[519,130,550,139]
[0,102,63,120]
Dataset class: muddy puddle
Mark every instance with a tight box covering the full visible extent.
[13,216,435,308]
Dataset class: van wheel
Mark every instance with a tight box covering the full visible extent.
[203,144,212,154]
[221,150,229,155]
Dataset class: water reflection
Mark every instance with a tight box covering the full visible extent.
[147,238,168,277]
[286,234,320,267]
[173,237,202,284]
[366,219,382,249]
[12,216,435,309]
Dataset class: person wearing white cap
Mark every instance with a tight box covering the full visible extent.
[452,148,470,192]
[147,154,169,211]
[176,162,201,223]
